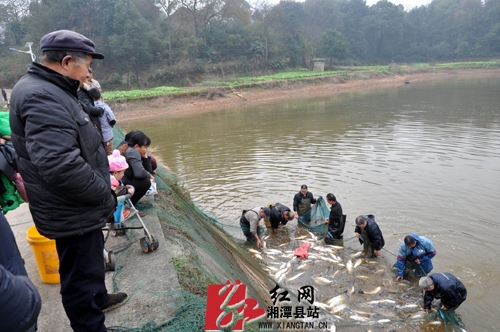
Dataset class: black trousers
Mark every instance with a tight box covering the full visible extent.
[56,229,109,332]
[122,176,150,206]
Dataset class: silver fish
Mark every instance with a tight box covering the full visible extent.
[314,302,330,310]
[248,249,260,254]
[399,303,418,308]
[377,319,391,323]
[267,255,276,260]
[351,251,363,257]
[296,264,309,270]
[353,259,362,268]
[348,286,355,295]
[346,260,353,273]
[278,243,288,247]
[314,276,333,284]
[295,235,307,240]
[363,286,381,295]
[349,315,370,322]
[288,272,304,281]
[327,294,347,307]
[332,270,340,279]
[330,303,347,314]
[253,253,263,260]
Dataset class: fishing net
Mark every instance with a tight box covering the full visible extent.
[108,126,466,332]
[298,196,329,234]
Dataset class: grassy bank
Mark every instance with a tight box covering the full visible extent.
[103,61,500,102]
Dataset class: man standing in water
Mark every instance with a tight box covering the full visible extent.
[322,193,345,243]
[240,207,270,247]
[10,30,127,332]
[293,185,317,223]
[355,215,385,257]
[395,234,436,280]
[419,273,467,312]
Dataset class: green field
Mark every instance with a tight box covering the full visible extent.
[103,61,499,101]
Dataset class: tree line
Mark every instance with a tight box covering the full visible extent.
[1,0,499,87]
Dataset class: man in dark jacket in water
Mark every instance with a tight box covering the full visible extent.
[419,273,467,312]
[10,30,126,332]
[322,193,345,242]
[265,203,294,232]
[355,215,385,257]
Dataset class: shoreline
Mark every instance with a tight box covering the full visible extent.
[111,68,500,122]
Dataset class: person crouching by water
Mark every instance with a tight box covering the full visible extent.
[395,234,436,280]
[355,215,385,257]
[322,193,346,244]
[240,207,271,248]
[419,273,467,313]
[265,203,294,232]
[118,131,154,214]
[293,184,317,223]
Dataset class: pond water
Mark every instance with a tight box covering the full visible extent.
[121,75,500,331]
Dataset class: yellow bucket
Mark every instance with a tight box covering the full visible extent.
[26,225,60,284]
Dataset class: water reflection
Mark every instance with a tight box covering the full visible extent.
[122,75,500,331]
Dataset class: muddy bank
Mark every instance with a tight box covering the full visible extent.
[109,68,500,122]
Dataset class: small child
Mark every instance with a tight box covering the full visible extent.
[108,150,135,220]
[90,88,116,156]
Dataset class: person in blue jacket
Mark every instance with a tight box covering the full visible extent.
[0,212,42,332]
[395,234,436,280]
[419,273,467,312]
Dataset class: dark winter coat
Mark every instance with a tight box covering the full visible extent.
[424,273,467,310]
[0,212,41,332]
[268,203,291,229]
[9,63,116,239]
[77,87,104,135]
[354,214,385,251]
[327,201,344,239]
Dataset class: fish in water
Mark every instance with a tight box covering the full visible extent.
[314,302,330,310]
[377,319,391,323]
[278,243,287,247]
[346,260,353,273]
[355,275,369,279]
[353,259,362,268]
[267,255,276,260]
[327,294,347,307]
[296,264,309,270]
[349,315,370,322]
[332,270,340,279]
[314,276,333,285]
[295,235,307,240]
[253,253,263,260]
[397,279,411,285]
[330,303,347,314]
[399,303,418,308]
[367,299,396,305]
[248,249,260,254]
[288,272,304,281]
[351,251,362,257]
[363,286,382,295]
[348,286,355,295]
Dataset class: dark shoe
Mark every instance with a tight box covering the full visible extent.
[138,211,146,217]
[102,292,129,312]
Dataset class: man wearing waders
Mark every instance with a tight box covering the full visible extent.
[322,193,346,244]
[293,185,316,223]
[419,273,467,313]
[265,203,294,232]
[355,215,385,257]
[240,207,270,248]
[395,234,436,280]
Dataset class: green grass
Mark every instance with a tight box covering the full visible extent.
[105,61,498,99]
[102,86,184,100]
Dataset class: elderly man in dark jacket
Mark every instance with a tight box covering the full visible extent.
[9,30,126,332]
[419,273,467,312]
[354,215,385,257]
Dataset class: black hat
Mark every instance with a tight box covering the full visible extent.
[40,30,104,59]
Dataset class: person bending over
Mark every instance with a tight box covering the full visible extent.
[395,234,436,280]
[354,215,385,257]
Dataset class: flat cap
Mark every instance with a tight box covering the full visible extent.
[40,30,104,59]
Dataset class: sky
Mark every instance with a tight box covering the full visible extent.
[258,0,433,11]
